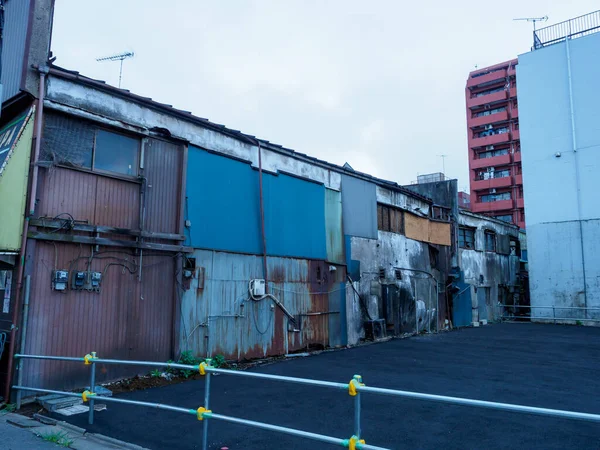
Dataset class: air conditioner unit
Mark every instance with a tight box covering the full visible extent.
[486,145,494,150]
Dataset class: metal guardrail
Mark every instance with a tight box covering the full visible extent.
[12,352,600,449]
[501,304,600,323]
[534,10,600,49]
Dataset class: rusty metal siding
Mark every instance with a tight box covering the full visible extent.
[94,177,140,229]
[144,139,182,234]
[181,250,345,361]
[1,0,31,102]
[23,242,175,390]
[37,168,97,222]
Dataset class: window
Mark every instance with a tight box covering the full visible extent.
[473,107,506,118]
[459,227,475,249]
[377,203,404,234]
[94,130,139,176]
[484,231,496,252]
[478,148,509,159]
[476,169,510,180]
[495,214,513,223]
[474,86,505,97]
[42,113,141,177]
[479,192,511,203]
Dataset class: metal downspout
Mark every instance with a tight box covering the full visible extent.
[565,35,588,315]
[257,140,269,293]
[3,67,47,401]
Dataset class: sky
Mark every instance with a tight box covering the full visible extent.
[50,1,598,191]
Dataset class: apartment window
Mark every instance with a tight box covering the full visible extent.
[94,130,140,176]
[477,169,510,180]
[377,203,404,234]
[474,86,505,98]
[473,107,506,118]
[478,148,509,159]
[475,126,510,139]
[459,227,475,249]
[484,231,496,252]
[480,192,511,203]
[495,214,513,224]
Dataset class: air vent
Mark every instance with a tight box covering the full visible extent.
[394,269,402,280]
[379,268,385,279]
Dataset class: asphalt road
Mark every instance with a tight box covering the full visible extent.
[54,323,600,449]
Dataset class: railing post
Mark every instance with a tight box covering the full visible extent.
[88,352,96,425]
[353,375,362,440]
[202,358,212,450]
[553,306,556,324]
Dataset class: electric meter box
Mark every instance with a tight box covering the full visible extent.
[90,272,102,289]
[52,270,69,291]
[250,279,266,297]
[73,271,86,289]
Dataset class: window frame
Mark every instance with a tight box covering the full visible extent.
[91,128,141,179]
[377,203,405,235]
[458,226,476,249]
[484,230,497,252]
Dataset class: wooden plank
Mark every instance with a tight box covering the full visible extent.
[28,231,193,253]
[30,219,186,241]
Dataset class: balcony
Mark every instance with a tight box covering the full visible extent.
[470,153,511,169]
[470,132,510,148]
[471,176,513,191]
[468,110,509,128]
[467,69,507,88]
[510,107,519,119]
[513,151,522,162]
[515,174,523,185]
[512,129,520,140]
[467,90,508,108]
[509,87,517,98]
[472,199,514,213]
[517,198,525,209]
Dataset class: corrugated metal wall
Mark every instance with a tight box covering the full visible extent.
[24,243,176,390]
[1,0,31,102]
[181,250,345,360]
[21,114,184,390]
[325,188,344,264]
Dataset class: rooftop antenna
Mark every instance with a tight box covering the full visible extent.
[96,51,134,88]
[437,154,448,176]
[513,16,548,32]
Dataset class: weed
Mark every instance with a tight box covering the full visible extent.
[40,431,74,447]
[576,320,583,326]
[0,403,16,415]
[211,354,226,368]
[178,350,198,366]
[165,360,175,374]
[150,369,162,378]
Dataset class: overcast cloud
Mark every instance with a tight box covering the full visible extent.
[50,1,598,190]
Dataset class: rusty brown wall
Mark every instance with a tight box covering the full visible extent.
[23,243,176,390]
[429,221,451,246]
[144,139,183,234]
[404,213,430,243]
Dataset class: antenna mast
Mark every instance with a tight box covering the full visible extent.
[513,15,548,32]
[96,51,134,88]
[437,154,448,176]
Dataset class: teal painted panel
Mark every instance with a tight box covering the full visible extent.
[263,173,327,260]
[186,146,261,254]
[186,146,328,259]
[325,189,344,264]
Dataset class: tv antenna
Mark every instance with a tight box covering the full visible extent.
[437,154,448,176]
[513,16,548,32]
[96,51,134,88]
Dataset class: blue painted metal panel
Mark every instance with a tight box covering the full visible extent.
[325,188,344,264]
[187,146,328,259]
[451,270,472,327]
[186,146,261,253]
[264,173,326,259]
[1,0,31,102]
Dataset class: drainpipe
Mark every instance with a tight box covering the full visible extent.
[3,67,47,401]
[257,140,269,293]
[565,35,588,315]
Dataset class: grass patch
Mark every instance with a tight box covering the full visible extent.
[40,431,74,447]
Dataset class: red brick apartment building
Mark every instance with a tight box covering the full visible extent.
[465,59,524,229]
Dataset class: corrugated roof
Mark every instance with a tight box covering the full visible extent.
[47,64,433,204]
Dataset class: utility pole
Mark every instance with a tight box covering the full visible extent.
[96,51,134,88]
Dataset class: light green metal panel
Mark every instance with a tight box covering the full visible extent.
[0,114,33,251]
[325,188,345,264]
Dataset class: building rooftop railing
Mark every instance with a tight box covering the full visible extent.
[534,10,600,49]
